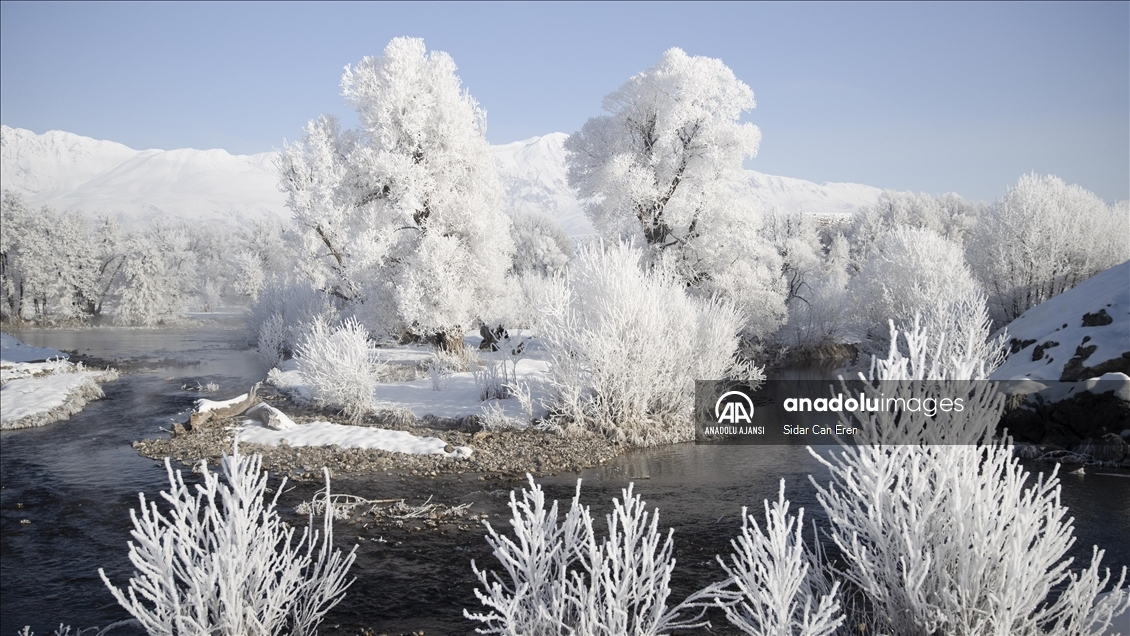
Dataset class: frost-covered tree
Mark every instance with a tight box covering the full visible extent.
[115,222,199,326]
[508,210,572,277]
[846,190,981,274]
[278,37,513,344]
[233,218,292,301]
[967,173,1130,327]
[0,194,105,321]
[848,227,994,370]
[564,48,786,337]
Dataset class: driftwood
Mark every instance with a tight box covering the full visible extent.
[175,383,262,437]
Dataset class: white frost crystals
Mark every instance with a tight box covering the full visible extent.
[539,241,756,446]
[99,444,357,636]
[466,476,709,636]
[294,316,385,422]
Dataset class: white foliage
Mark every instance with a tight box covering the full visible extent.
[849,226,995,372]
[565,48,787,337]
[98,446,356,636]
[847,190,982,272]
[278,37,513,339]
[509,209,573,277]
[247,277,337,357]
[705,480,843,636]
[810,321,1129,635]
[466,476,706,636]
[256,312,289,369]
[539,241,754,445]
[295,317,384,421]
[967,173,1130,327]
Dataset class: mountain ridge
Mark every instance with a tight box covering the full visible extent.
[1,125,882,235]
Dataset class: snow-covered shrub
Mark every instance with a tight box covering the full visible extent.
[540,241,751,445]
[247,277,337,357]
[967,173,1130,327]
[848,227,992,369]
[99,445,356,635]
[808,321,1129,635]
[704,480,843,636]
[257,313,289,369]
[565,48,787,337]
[466,476,707,635]
[295,317,383,421]
[509,210,572,276]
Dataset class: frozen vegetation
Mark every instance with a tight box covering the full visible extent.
[0,333,118,429]
[3,33,1129,636]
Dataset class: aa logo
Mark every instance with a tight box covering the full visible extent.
[715,390,754,424]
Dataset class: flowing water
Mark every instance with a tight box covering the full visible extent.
[2,325,1127,634]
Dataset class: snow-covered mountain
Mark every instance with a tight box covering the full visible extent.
[1,125,287,227]
[2,126,882,235]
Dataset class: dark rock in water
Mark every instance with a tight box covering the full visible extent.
[998,388,1130,448]
[1081,308,1114,327]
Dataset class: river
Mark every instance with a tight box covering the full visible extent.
[2,324,1127,634]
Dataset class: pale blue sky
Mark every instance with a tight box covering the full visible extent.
[2,1,1127,202]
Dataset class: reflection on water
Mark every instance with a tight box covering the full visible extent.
[1,327,1126,634]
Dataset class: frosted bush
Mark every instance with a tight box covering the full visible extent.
[703,480,843,636]
[809,321,1129,635]
[466,476,707,635]
[248,278,337,357]
[540,242,753,445]
[99,445,356,635]
[509,210,573,277]
[295,317,384,421]
[257,312,289,369]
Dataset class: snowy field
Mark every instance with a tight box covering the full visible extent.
[0,333,118,429]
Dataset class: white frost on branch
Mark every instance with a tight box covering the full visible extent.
[466,476,708,635]
[99,445,356,635]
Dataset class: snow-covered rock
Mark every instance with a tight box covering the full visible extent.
[990,260,1130,382]
[5,126,883,237]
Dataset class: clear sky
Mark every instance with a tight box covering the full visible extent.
[2,1,1127,203]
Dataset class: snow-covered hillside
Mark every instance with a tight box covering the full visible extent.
[1,125,287,228]
[2,126,882,235]
[990,260,1130,382]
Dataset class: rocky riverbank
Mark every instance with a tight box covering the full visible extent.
[132,389,627,480]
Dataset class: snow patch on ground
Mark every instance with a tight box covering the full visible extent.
[1,332,68,363]
[238,420,472,458]
[990,261,1130,382]
[1,333,118,429]
[267,339,552,423]
[1003,372,1130,408]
